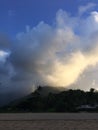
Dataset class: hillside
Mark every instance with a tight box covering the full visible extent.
[1,87,98,113]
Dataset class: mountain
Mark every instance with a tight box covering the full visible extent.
[0,86,66,112]
[1,87,98,113]
[34,86,66,96]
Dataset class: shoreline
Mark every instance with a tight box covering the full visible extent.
[0,113,98,120]
[0,114,98,129]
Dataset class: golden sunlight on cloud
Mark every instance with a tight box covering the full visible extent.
[45,50,98,87]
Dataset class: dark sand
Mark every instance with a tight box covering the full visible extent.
[0,113,98,130]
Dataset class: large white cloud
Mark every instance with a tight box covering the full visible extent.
[0,5,98,105]
[8,9,98,91]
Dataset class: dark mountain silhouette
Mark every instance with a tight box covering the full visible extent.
[1,87,98,113]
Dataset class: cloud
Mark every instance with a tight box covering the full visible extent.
[78,3,96,15]
[9,9,98,90]
[1,6,98,104]
[0,34,11,49]
[79,11,98,36]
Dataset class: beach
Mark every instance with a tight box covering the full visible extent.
[0,113,98,130]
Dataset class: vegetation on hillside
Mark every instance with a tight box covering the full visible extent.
[0,87,98,112]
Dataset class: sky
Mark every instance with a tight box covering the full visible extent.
[0,0,98,37]
[0,0,98,105]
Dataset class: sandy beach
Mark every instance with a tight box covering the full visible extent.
[0,120,98,130]
[0,113,98,130]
